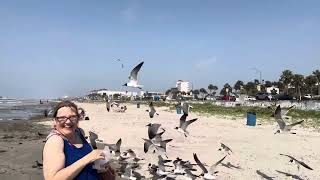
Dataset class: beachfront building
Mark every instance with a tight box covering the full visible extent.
[266,86,280,94]
[88,89,141,100]
[176,80,191,93]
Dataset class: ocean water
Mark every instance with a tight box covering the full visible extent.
[0,98,56,121]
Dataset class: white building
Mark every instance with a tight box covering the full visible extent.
[90,89,140,97]
[266,86,280,94]
[176,80,191,93]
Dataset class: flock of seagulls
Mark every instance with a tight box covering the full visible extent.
[89,100,238,179]
[87,61,314,179]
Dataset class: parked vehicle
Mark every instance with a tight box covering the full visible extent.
[303,94,312,100]
[244,96,256,101]
[222,95,236,101]
[255,92,273,100]
[274,94,294,100]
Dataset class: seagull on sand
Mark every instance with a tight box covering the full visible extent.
[273,105,304,134]
[175,113,198,137]
[32,160,43,169]
[193,153,227,180]
[146,102,159,118]
[123,61,144,89]
[280,154,313,171]
[218,143,233,155]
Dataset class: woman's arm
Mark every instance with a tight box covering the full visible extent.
[43,135,104,180]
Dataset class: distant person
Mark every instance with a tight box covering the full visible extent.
[43,101,115,180]
[44,109,48,117]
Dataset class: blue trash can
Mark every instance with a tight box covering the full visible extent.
[176,107,182,114]
[246,112,256,126]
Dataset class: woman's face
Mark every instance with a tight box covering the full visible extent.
[54,106,79,135]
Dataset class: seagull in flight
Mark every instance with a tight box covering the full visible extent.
[273,105,304,134]
[218,143,233,155]
[181,102,193,115]
[175,113,197,137]
[280,154,313,171]
[123,61,144,89]
[146,102,159,118]
[256,170,276,180]
[146,123,165,145]
[193,153,227,180]
[270,105,294,119]
[115,58,124,68]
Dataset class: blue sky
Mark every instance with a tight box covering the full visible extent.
[0,0,319,98]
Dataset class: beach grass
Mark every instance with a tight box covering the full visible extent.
[151,102,320,128]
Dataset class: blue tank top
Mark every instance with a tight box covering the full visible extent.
[63,129,99,180]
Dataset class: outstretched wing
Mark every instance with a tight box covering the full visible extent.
[286,120,304,131]
[116,138,122,152]
[181,118,198,130]
[282,105,294,116]
[129,61,144,81]
[193,153,208,173]
[148,123,161,139]
[143,138,153,153]
[280,153,313,170]
[210,155,227,173]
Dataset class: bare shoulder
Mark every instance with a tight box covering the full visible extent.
[43,135,65,179]
[43,135,64,153]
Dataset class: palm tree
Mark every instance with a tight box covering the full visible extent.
[292,74,304,100]
[304,75,316,94]
[280,70,294,95]
[234,80,244,93]
[312,70,320,95]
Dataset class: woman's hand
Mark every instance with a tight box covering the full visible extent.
[85,149,105,163]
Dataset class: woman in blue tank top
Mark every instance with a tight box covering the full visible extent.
[43,101,114,180]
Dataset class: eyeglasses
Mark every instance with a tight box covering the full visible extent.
[55,115,79,123]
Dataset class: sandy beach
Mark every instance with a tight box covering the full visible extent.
[1,102,319,179]
[0,119,51,180]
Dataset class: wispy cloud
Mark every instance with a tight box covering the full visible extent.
[121,4,139,24]
[195,56,218,70]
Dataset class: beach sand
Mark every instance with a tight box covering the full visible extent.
[0,119,50,180]
[1,102,319,179]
